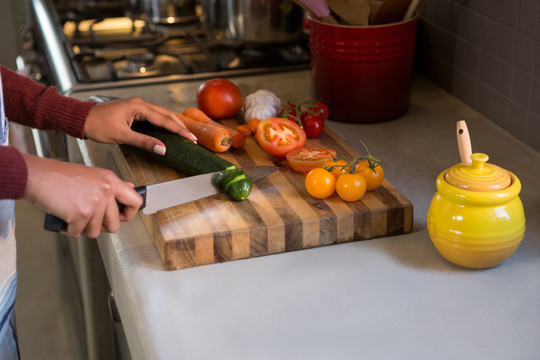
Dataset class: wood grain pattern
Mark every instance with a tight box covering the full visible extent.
[113,122,413,270]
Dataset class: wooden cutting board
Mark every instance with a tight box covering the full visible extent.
[112,120,413,270]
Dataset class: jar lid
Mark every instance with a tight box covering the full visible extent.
[444,153,511,192]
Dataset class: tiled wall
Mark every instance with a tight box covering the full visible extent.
[415,0,540,152]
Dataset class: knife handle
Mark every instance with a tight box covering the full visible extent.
[43,185,147,233]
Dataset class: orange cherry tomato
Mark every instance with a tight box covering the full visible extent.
[256,117,306,157]
[305,168,336,199]
[197,78,243,119]
[323,159,351,178]
[355,159,385,191]
[286,146,337,174]
[335,173,367,202]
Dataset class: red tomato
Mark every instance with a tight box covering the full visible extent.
[300,113,324,138]
[256,118,306,157]
[301,101,329,121]
[278,103,300,123]
[286,146,337,174]
[196,78,243,119]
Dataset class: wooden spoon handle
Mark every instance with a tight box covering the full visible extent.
[457,120,472,163]
[320,14,340,24]
[403,0,422,20]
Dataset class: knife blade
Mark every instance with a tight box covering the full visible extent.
[44,165,277,232]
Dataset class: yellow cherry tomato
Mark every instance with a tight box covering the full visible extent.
[305,168,336,199]
[355,160,384,191]
[336,173,367,202]
[323,159,351,179]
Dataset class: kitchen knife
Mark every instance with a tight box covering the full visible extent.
[44,166,277,232]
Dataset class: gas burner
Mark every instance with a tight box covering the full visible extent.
[40,0,310,88]
[240,43,310,67]
[123,52,158,74]
[279,45,311,63]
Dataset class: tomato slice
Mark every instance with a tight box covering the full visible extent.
[256,117,306,157]
[286,146,337,173]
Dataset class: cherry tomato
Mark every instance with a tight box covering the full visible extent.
[256,117,306,157]
[197,78,243,119]
[336,173,367,202]
[278,103,298,117]
[300,113,324,138]
[305,168,336,199]
[323,159,351,178]
[286,146,337,174]
[300,101,329,121]
[278,103,300,123]
[355,159,385,191]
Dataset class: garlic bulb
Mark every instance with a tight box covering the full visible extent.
[243,90,281,112]
[244,104,277,122]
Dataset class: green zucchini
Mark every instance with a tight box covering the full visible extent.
[90,95,252,201]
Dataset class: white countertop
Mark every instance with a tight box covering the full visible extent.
[74,71,540,360]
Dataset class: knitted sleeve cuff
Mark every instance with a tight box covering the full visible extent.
[38,89,96,139]
[0,146,28,200]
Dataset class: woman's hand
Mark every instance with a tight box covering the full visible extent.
[22,153,143,238]
[83,97,197,155]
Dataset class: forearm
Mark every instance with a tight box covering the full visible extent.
[1,65,95,138]
[0,145,28,200]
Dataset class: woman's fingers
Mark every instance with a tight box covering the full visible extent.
[84,97,198,152]
[22,153,143,238]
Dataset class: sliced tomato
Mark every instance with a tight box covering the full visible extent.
[286,146,337,174]
[256,117,306,157]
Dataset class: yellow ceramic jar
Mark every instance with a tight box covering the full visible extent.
[427,153,526,269]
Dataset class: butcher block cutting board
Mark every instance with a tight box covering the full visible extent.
[112,120,413,270]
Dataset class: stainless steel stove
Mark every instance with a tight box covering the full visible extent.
[29,0,309,95]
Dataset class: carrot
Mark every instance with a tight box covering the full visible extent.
[229,129,246,149]
[183,107,245,149]
[236,124,252,136]
[175,112,231,152]
[247,118,259,134]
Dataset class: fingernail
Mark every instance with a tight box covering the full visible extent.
[190,132,198,141]
[153,144,166,155]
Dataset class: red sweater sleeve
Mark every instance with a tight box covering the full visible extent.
[0,146,28,199]
[1,65,95,138]
[1,65,96,199]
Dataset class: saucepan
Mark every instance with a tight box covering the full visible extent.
[130,0,199,24]
[200,0,305,46]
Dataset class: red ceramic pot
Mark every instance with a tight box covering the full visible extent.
[309,16,418,123]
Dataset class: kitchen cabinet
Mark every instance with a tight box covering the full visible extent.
[71,70,540,360]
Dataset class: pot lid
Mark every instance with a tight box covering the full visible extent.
[444,153,511,192]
